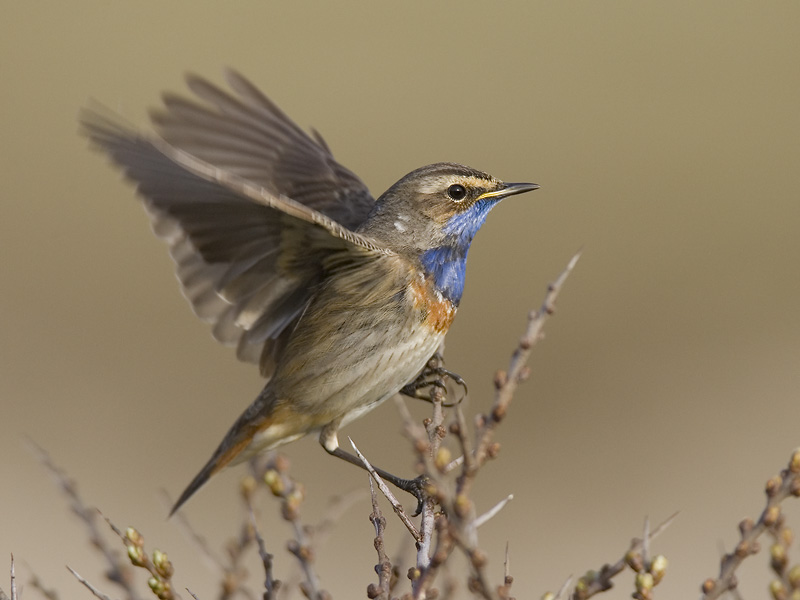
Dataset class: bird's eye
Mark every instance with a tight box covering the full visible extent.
[447,184,467,201]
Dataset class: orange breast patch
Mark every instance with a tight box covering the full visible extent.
[408,276,457,334]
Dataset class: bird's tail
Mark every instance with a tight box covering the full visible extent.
[170,388,283,516]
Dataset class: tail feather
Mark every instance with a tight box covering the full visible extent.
[170,389,278,516]
[169,431,257,516]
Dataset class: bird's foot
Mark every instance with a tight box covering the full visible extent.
[400,353,468,406]
[389,473,431,516]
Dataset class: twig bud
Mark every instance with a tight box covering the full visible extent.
[771,543,787,570]
[625,550,644,572]
[494,370,508,389]
[769,579,787,600]
[471,549,487,568]
[264,469,284,496]
[125,527,144,547]
[454,494,471,518]
[434,447,451,472]
[764,505,781,527]
[486,442,501,459]
[789,449,800,474]
[148,576,172,600]
[767,476,783,497]
[635,572,654,593]
[152,549,173,578]
[788,565,800,588]
[739,518,755,536]
[649,555,668,584]
[734,540,750,558]
[127,543,146,566]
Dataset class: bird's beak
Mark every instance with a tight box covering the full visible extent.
[478,182,540,201]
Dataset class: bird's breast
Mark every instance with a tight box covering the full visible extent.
[407,273,457,334]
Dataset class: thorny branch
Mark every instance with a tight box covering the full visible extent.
[563,513,676,600]
[249,454,331,600]
[27,441,141,600]
[701,449,800,600]
[350,439,421,541]
[387,252,582,599]
[68,566,115,600]
[367,478,394,600]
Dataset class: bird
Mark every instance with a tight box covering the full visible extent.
[80,69,539,514]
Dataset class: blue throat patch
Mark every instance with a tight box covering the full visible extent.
[419,199,499,305]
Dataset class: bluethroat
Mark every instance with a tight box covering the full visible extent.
[81,70,539,514]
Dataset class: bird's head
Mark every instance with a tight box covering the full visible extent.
[361,162,539,304]
[363,162,538,252]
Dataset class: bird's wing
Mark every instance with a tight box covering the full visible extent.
[152,70,375,228]
[82,110,392,377]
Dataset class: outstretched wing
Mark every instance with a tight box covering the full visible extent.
[82,109,390,377]
[151,70,375,227]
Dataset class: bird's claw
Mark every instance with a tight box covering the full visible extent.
[392,474,430,516]
[400,359,468,406]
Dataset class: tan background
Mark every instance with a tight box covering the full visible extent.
[2,2,799,598]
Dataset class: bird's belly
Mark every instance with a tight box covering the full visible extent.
[273,311,448,428]
[269,267,457,434]
[335,324,445,428]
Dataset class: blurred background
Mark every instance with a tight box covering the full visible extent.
[2,2,799,598]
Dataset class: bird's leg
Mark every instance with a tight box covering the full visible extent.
[320,423,428,514]
[400,352,468,406]
[326,446,428,514]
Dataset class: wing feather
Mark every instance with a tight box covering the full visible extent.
[81,103,388,378]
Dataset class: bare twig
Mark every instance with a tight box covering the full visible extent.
[701,449,800,600]
[469,251,581,489]
[253,455,328,600]
[367,478,393,600]
[67,566,115,600]
[419,372,447,561]
[247,508,278,600]
[10,555,16,600]
[497,543,514,600]
[349,438,421,541]
[474,495,514,529]
[28,441,140,599]
[408,352,454,600]
[567,511,676,600]
[641,517,651,565]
